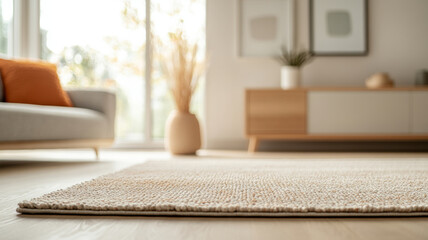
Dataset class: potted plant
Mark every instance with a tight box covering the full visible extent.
[163,30,204,155]
[276,47,313,89]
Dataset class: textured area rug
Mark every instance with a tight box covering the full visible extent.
[17,159,428,216]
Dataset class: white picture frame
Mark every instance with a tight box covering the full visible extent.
[238,0,295,57]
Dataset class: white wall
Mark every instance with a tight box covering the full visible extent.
[205,0,428,149]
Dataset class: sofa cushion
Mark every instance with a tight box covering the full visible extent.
[0,73,3,102]
[0,102,110,141]
[0,59,73,107]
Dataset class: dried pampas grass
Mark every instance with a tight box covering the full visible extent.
[163,30,204,113]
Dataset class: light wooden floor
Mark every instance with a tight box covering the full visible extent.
[1,149,428,240]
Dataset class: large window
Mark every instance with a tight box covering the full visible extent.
[35,0,205,146]
[40,0,146,142]
[0,0,13,56]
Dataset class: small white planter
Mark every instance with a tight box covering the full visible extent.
[281,66,301,89]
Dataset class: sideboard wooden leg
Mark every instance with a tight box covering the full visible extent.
[248,137,259,152]
[93,147,100,160]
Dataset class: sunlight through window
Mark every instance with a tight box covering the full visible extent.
[39,0,205,144]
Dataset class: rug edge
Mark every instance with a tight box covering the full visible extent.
[16,208,428,217]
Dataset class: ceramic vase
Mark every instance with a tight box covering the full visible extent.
[281,66,300,89]
[165,110,201,155]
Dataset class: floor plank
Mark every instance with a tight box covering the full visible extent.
[1,150,427,240]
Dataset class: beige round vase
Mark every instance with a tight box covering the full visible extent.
[165,110,201,155]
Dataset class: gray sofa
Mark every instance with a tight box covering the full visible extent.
[0,75,116,157]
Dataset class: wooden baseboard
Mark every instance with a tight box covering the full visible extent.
[249,134,428,141]
[0,139,114,150]
[246,134,428,152]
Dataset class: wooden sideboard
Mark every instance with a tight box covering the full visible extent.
[245,87,428,152]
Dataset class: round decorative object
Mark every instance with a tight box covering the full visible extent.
[281,66,300,89]
[365,73,394,89]
[165,110,201,155]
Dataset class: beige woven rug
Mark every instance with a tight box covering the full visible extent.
[17,159,428,217]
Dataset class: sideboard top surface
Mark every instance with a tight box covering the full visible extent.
[246,87,428,92]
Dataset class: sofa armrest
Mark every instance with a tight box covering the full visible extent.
[66,89,116,138]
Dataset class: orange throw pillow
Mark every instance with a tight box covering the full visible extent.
[0,58,72,107]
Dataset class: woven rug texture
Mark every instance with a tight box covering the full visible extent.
[17,159,428,216]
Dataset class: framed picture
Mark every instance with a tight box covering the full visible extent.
[310,0,368,56]
[238,0,295,57]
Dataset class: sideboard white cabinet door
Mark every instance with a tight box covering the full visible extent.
[308,91,410,134]
[412,92,428,134]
